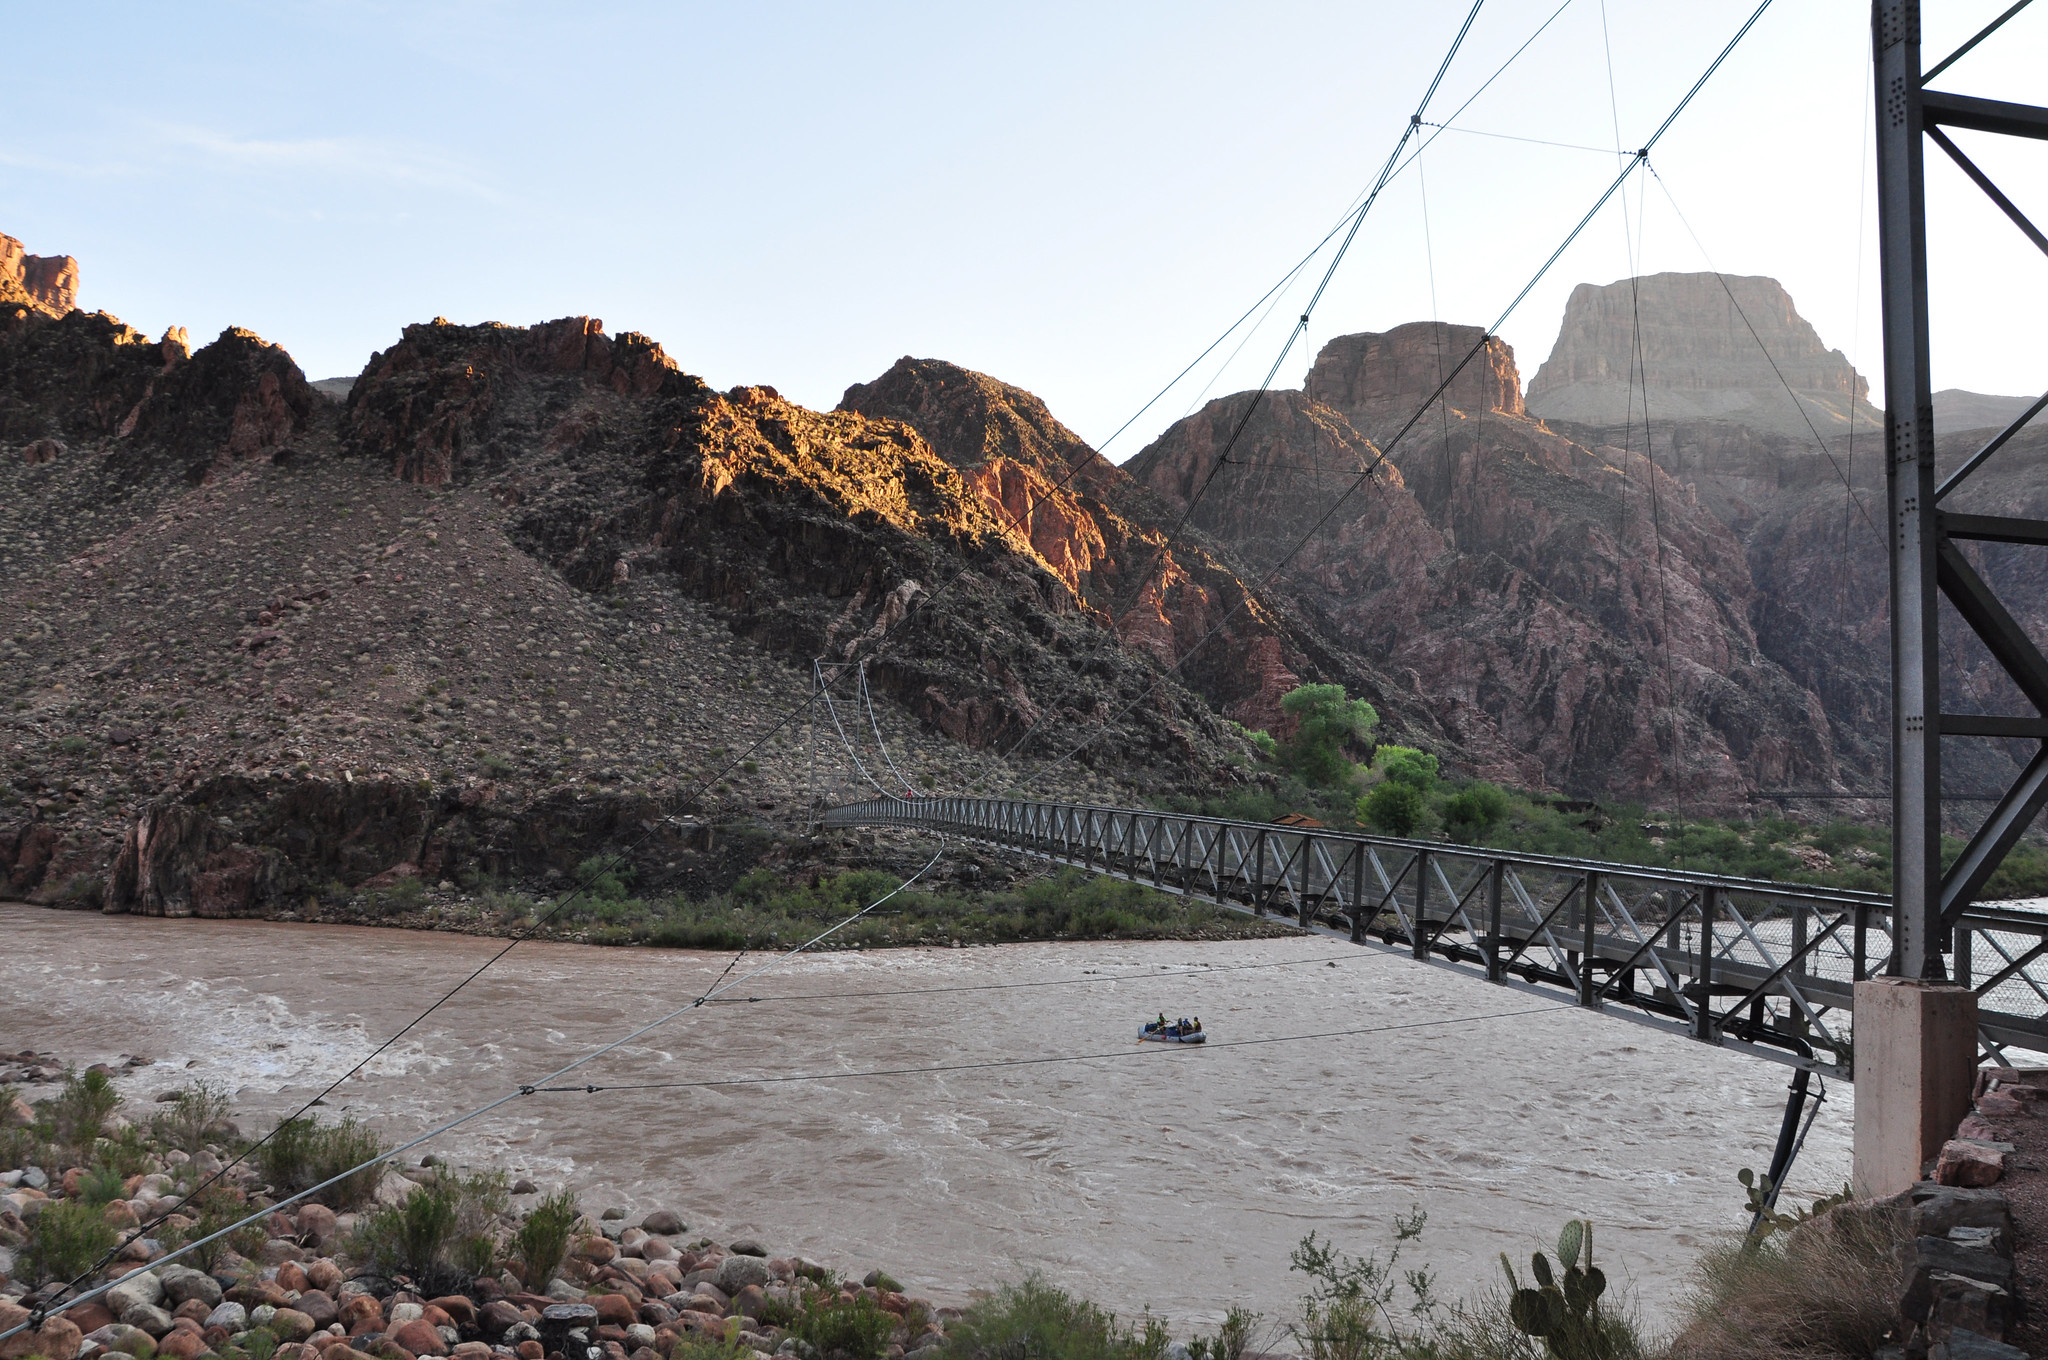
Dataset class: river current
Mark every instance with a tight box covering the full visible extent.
[0,903,1853,1332]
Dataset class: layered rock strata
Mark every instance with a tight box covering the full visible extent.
[0,232,78,318]
[1525,272,1880,439]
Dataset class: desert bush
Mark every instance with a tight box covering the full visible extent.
[162,1183,250,1274]
[352,1182,460,1291]
[257,1115,387,1209]
[1373,745,1439,791]
[75,1163,126,1206]
[1667,1201,1909,1360]
[41,1067,122,1165]
[24,1196,119,1283]
[59,872,105,909]
[1186,1307,1266,1360]
[793,1292,906,1360]
[937,1277,1168,1360]
[671,1324,752,1360]
[514,1189,579,1288]
[150,1082,233,1156]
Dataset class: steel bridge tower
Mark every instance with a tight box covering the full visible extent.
[1874,0,2048,980]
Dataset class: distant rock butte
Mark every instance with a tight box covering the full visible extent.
[0,232,79,318]
[1525,272,1879,439]
[1306,322,1524,429]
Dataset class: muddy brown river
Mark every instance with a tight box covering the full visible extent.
[0,903,1852,1332]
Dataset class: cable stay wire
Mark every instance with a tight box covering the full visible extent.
[1645,165,1883,543]
[1416,123,1616,156]
[1010,0,1780,793]
[815,658,897,801]
[5,838,951,1339]
[859,661,920,798]
[992,0,1490,772]
[526,1002,1574,1094]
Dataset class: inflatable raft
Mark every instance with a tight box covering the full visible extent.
[1140,1020,1206,1044]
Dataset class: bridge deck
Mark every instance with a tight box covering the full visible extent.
[824,796,2048,1078]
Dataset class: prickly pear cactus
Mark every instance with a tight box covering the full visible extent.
[1500,1219,1612,1360]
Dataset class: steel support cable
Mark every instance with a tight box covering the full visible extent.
[2,839,950,1340]
[859,661,919,797]
[525,1001,1574,1094]
[816,659,895,800]
[993,1,1489,772]
[1009,0,1777,793]
[1625,181,1681,721]
[1645,165,1883,543]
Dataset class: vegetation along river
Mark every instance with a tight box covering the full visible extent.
[0,903,1853,1329]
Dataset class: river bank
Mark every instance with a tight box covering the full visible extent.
[0,904,1853,1330]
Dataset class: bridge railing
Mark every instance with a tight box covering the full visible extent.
[823,795,2048,1077]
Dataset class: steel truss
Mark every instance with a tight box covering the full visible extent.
[1876,0,2048,977]
[826,796,2048,1078]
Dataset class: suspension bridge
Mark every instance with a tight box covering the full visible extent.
[822,795,2048,1079]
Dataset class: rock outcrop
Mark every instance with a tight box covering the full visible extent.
[1129,329,1841,800]
[1525,272,1880,439]
[0,232,78,318]
[1305,321,1523,424]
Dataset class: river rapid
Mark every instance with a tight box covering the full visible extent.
[0,903,1853,1334]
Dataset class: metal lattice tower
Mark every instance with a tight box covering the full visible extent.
[1874,0,2048,980]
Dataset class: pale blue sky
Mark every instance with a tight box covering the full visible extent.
[5,2,2041,456]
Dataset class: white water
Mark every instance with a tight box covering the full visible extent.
[0,904,1853,1333]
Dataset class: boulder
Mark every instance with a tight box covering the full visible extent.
[171,1300,212,1325]
[295,1206,337,1248]
[1933,1328,2030,1359]
[1900,1234,2016,1328]
[121,1304,175,1337]
[425,1299,473,1329]
[107,1274,167,1317]
[306,1259,343,1294]
[1935,1140,2009,1188]
[275,1262,308,1294]
[388,1320,447,1357]
[158,1266,222,1309]
[593,1296,636,1329]
[715,1257,770,1295]
[726,1241,766,1259]
[269,1310,317,1344]
[339,1295,383,1334]
[295,1292,338,1330]
[477,1301,525,1339]
[0,1313,81,1360]
[204,1303,248,1333]
[154,1328,208,1360]
[639,1212,684,1237]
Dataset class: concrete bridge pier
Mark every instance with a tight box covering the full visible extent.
[1853,979,1977,1197]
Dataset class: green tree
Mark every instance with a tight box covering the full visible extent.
[1360,782,1425,838]
[1373,745,1438,791]
[1278,685,1379,788]
[1441,782,1510,844]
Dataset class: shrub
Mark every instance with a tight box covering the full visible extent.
[575,855,634,903]
[25,1197,119,1283]
[671,1325,752,1360]
[515,1190,579,1288]
[256,1115,388,1209]
[937,1277,1167,1360]
[161,1183,249,1274]
[792,1293,900,1360]
[1668,1197,1905,1360]
[59,873,105,909]
[75,1163,126,1206]
[1278,685,1379,788]
[1360,781,1425,838]
[1186,1307,1265,1360]
[353,1182,460,1290]
[1441,782,1510,844]
[42,1066,121,1164]
[1373,745,1438,791]
[57,734,92,755]
[151,1082,232,1156]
